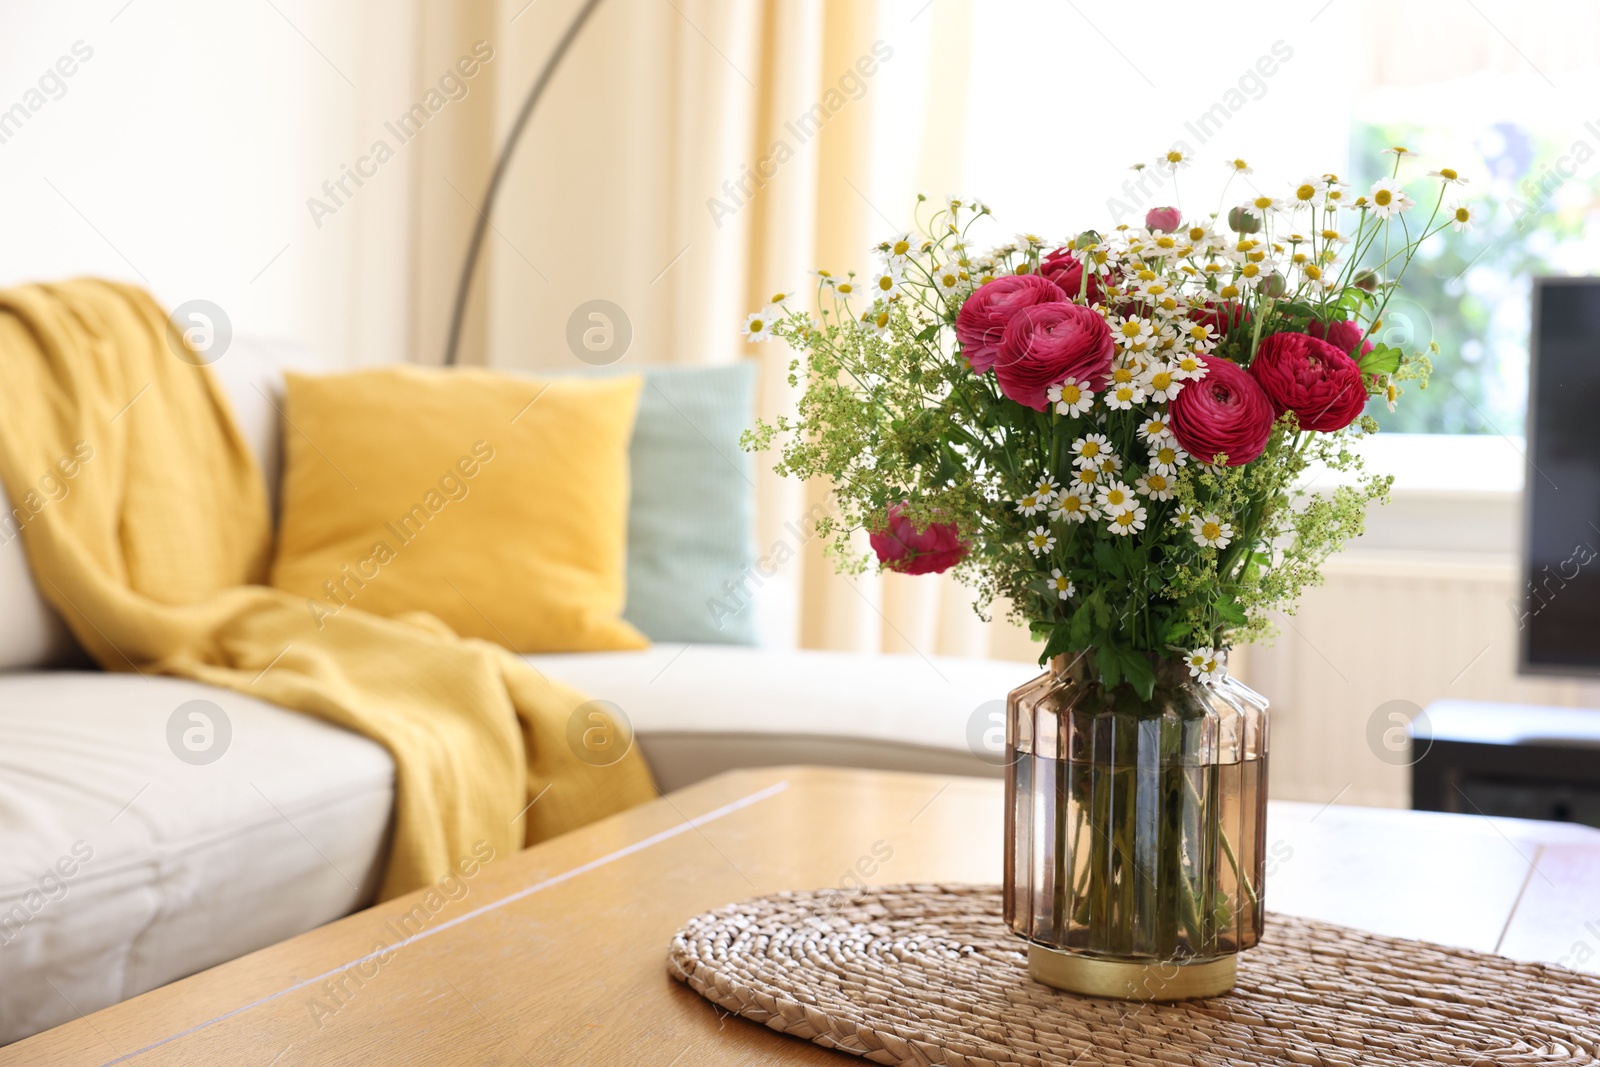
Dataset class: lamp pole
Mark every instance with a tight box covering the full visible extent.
[442,0,606,366]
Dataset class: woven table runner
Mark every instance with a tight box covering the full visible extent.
[668,883,1600,1066]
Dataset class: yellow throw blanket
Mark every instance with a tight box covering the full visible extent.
[0,279,656,900]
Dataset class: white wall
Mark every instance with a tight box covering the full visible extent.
[0,0,421,365]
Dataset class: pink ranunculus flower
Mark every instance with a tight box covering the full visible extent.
[954,274,1066,373]
[994,303,1116,411]
[1169,355,1276,465]
[1308,318,1376,358]
[1250,331,1368,433]
[1145,206,1182,232]
[869,502,967,575]
[1038,247,1106,305]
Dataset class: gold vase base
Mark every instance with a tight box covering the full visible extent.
[1027,944,1237,1001]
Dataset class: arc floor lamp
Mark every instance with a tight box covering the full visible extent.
[442,0,605,366]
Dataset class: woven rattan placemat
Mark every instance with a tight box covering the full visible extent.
[668,883,1600,1066]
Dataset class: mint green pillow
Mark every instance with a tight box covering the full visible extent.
[618,364,759,645]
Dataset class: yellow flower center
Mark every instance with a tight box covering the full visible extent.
[1202,522,1222,540]
[749,319,764,332]
[1188,226,1207,241]
[1304,264,1322,280]
[1253,196,1273,209]
[838,283,854,294]
[1113,366,1134,384]
[1455,207,1470,223]
[1439,167,1458,180]
[875,312,890,328]
[1081,441,1101,458]
[1151,371,1173,391]
[1166,151,1184,164]
[1321,229,1340,240]
[1220,285,1240,298]
[877,276,893,291]
[1076,470,1097,486]
[1241,263,1260,278]
[1296,183,1316,201]
[1147,474,1168,491]
[1060,384,1082,403]
[1232,159,1248,170]
[1062,497,1083,512]
[1115,512,1136,527]
[770,292,786,302]
[1157,447,1177,464]
[1115,386,1134,400]
[892,240,910,255]
[1374,189,1392,207]
[1106,489,1125,506]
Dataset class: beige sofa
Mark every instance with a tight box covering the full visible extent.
[0,338,1034,1044]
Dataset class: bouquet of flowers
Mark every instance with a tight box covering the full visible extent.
[744,149,1465,695]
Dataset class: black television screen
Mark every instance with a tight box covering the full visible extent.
[1521,276,1600,675]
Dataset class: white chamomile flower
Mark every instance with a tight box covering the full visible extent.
[1014,491,1046,517]
[1032,475,1061,501]
[1048,378,1095,417]
[1384,375,1400,412]
[866,265,902,297]
[1185,322,1218,353]
[1096,479,1136,514]
[1148,442,1188,475]
[1428,167,1469,186]
[1448,201,1479,233]
[810,268,836,285]
[1141,362,1182,403]
[1191,513,1234,549]
[1138,414,1174,444]
[1186,647,1221,684]
[1025,525,1056,557]
[1048,568,1075,600]
[1367,178,1413,220]
[1104,381,1147,410]
[1114,315,1155,350]
[882,232,916,262]
[1071,433,1113,469]
[1049,488,1096,524]
[1096,454,1125,477]
[1070,466,1100,490]
[1172,352,1207,380]
[931,263,966,293]
[1107,504,1148,536]
[1157,149,1191,172]
[1136,471,1174,500]
[741,310,776,343]
[1171,504,1196,529]
[1380,145,1414,157]
[1225,158,1253,175]
[1290,175,1324,207]
[1016,232,1049,251]
[859,305,892,337]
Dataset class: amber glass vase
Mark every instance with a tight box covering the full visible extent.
[1004,652,1268,1000]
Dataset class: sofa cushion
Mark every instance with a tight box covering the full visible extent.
[525,645,1039,792]
[0,672,394,1044]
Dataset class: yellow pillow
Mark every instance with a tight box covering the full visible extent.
[269,366,648,653]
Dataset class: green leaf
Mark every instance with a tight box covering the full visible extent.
[1120,649,1156,701]
[1040,624,1075,664]
[1213,596,1248,626]
[915,322,942,343]
[1358,342,1402,378]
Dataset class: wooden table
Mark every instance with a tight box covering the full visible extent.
[8,766,1599,1066]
